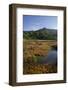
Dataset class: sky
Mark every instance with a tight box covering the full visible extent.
[23,15,57,31]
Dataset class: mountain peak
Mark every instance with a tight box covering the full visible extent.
[42,27,47,29]
[24,27,57,40]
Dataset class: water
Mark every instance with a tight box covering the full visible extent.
[38,50,57,64]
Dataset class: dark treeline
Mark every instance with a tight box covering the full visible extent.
[23,28,57,40]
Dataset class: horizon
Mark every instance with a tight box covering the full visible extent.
[23,27,57,32]
[23,15,57,31]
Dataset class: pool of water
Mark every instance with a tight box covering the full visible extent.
[37,50,57,64]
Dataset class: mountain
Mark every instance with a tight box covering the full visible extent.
[23,27,57,40]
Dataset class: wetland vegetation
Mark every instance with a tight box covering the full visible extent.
[23,28,57,74]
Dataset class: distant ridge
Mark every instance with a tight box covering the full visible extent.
[23,27,57,40]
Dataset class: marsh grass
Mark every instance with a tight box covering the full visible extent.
[23,63,57,74]
[23,40,57,74]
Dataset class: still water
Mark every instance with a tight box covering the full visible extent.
[38,50,57,64]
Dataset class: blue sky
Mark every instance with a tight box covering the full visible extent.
[23,15,57,31]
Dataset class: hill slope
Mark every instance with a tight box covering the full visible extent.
[23,28,57,40]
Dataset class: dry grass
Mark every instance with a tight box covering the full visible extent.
[23,40,57,74]
[23,63,57,74]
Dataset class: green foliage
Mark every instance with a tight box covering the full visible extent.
[32,55,37,63]
[23,28,57,40]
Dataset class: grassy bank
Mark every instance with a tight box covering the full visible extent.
[23,40,57,74]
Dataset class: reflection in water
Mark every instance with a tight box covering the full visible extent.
[43,50,57,64]
[38,45,57,64]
